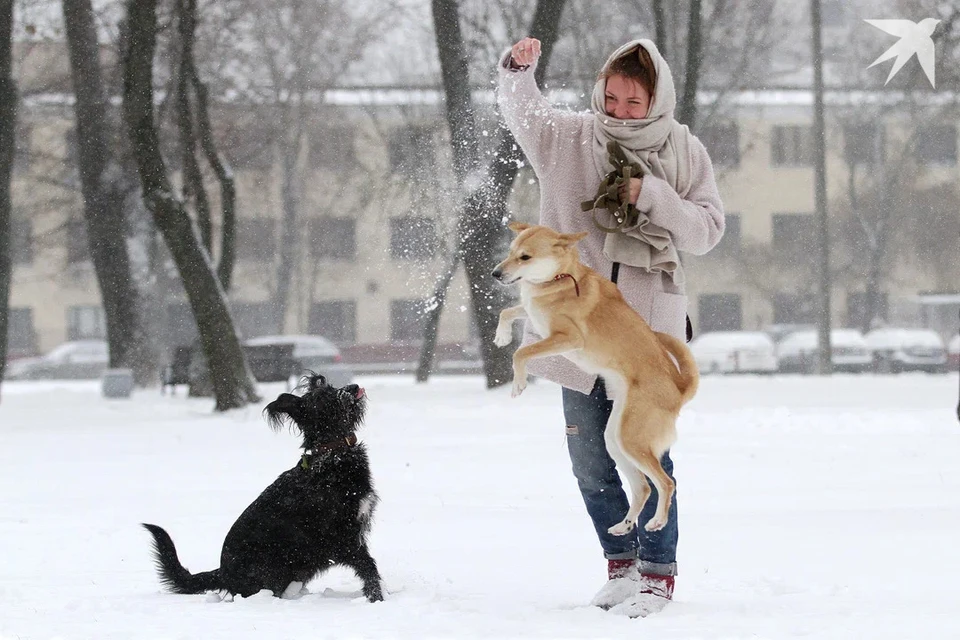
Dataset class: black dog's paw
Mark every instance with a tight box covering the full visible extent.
[363,582,384,602]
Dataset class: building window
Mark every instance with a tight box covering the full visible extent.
[697,294,742,332]
[310,217,356,261]
[773,293,815,325]
[66,305,106,340]
[309,124,356,169]
[771,213,815,263]
[915,124,957,165]
[388,125,435,175]
[238,218,276,262]
[714,212,740,256]
[7,307,37,356]
[66,217,89,264]
[12,218,32,264]
[309,300,357,344]
[224,127,274,170]
[390,215,440,260]
[230,301,279,339]
[846,291,888,329]
[771,125,813,166]
[844,123,885,166]
[390,299,426,342]
[699,123,740,167]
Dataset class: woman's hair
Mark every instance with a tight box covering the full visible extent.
[600,45,657,96]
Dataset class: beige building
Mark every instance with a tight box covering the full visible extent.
[8,84,959,360]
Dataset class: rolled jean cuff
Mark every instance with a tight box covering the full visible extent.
[604,548,640,561]
[638,560,677,576]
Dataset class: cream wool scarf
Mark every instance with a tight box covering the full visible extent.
[590,39,693,284]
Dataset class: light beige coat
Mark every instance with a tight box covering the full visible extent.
[496,52,725,394]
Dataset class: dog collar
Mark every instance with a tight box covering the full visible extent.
[300,433,358,468]
[554,273,580,297]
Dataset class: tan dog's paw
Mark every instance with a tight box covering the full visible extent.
[607,519,636,536]
[493,328,513,348]
[510,377,527,398]
[643,515,668,532]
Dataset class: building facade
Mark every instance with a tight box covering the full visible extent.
[7,86,959,360]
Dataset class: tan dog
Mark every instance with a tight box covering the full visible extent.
[492,223,699,533]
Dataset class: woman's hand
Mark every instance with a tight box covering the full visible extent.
[510,37,541,68]
[619,177,642,205]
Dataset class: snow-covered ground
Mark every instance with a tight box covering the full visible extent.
[1,372,959,639]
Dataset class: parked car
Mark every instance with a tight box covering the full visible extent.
[5,339,108,380]
[948,334,960,371]
[864,327,947,373]
[775,328,873,374]
[689,331,778,374]
[242,335,354,387]
[764,323,815,345]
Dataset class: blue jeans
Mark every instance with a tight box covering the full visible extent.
[562,380,678,575]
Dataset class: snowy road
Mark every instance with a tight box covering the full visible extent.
[1,373,958,639]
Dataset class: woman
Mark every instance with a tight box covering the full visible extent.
[497,37,724,616]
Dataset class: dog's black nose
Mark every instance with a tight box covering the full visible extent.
[344,384,362,399]
[491,269,503,280]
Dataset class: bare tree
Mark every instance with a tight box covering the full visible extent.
[171,0,237,291]
[417,0,567,388]
[204,0,393,333]
[676,0,702,127]
[830,0,960,331]
[0,0,14,396]
[122,0,259,411]
[62,0,157,385]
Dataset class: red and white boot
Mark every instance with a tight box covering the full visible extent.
[591,559,674,617]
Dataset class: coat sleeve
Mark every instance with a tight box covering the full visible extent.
[632,136,725,255]
[496,50,588,179]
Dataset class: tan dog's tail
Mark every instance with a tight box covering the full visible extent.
[655,332,700,406]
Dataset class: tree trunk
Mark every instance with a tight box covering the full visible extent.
[677,0,702,129]
[417,0,481,382]
[652,0,668,65]
[810,0,832,374]
[273,131,302,334]
[122,0,259,411]
[191,73,237,291]
[418,0,566,388]
[862,177,896,333]
[63,0,156,385]
[0,0,15,397]
[175,0,212,253]
[431,0,479,181]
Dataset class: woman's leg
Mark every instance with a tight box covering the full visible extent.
[562,381,638,559]
[563,382,679,574]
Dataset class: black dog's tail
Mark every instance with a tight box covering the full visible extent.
[142,523,222,594]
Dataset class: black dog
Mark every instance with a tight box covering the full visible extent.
[142,374,383,601]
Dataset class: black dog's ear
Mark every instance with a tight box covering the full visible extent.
[263,393,301,431]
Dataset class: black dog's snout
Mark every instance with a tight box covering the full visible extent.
[344,384,360,396]
[491,268,503,280]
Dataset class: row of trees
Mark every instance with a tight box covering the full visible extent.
[0,0,957,406]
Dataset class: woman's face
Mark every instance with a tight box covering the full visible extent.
[604,74,651,119]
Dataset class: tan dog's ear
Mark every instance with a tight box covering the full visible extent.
[508,222,531,234]
[555,231,589,247]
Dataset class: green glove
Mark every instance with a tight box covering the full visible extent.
[580,141,645,233]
